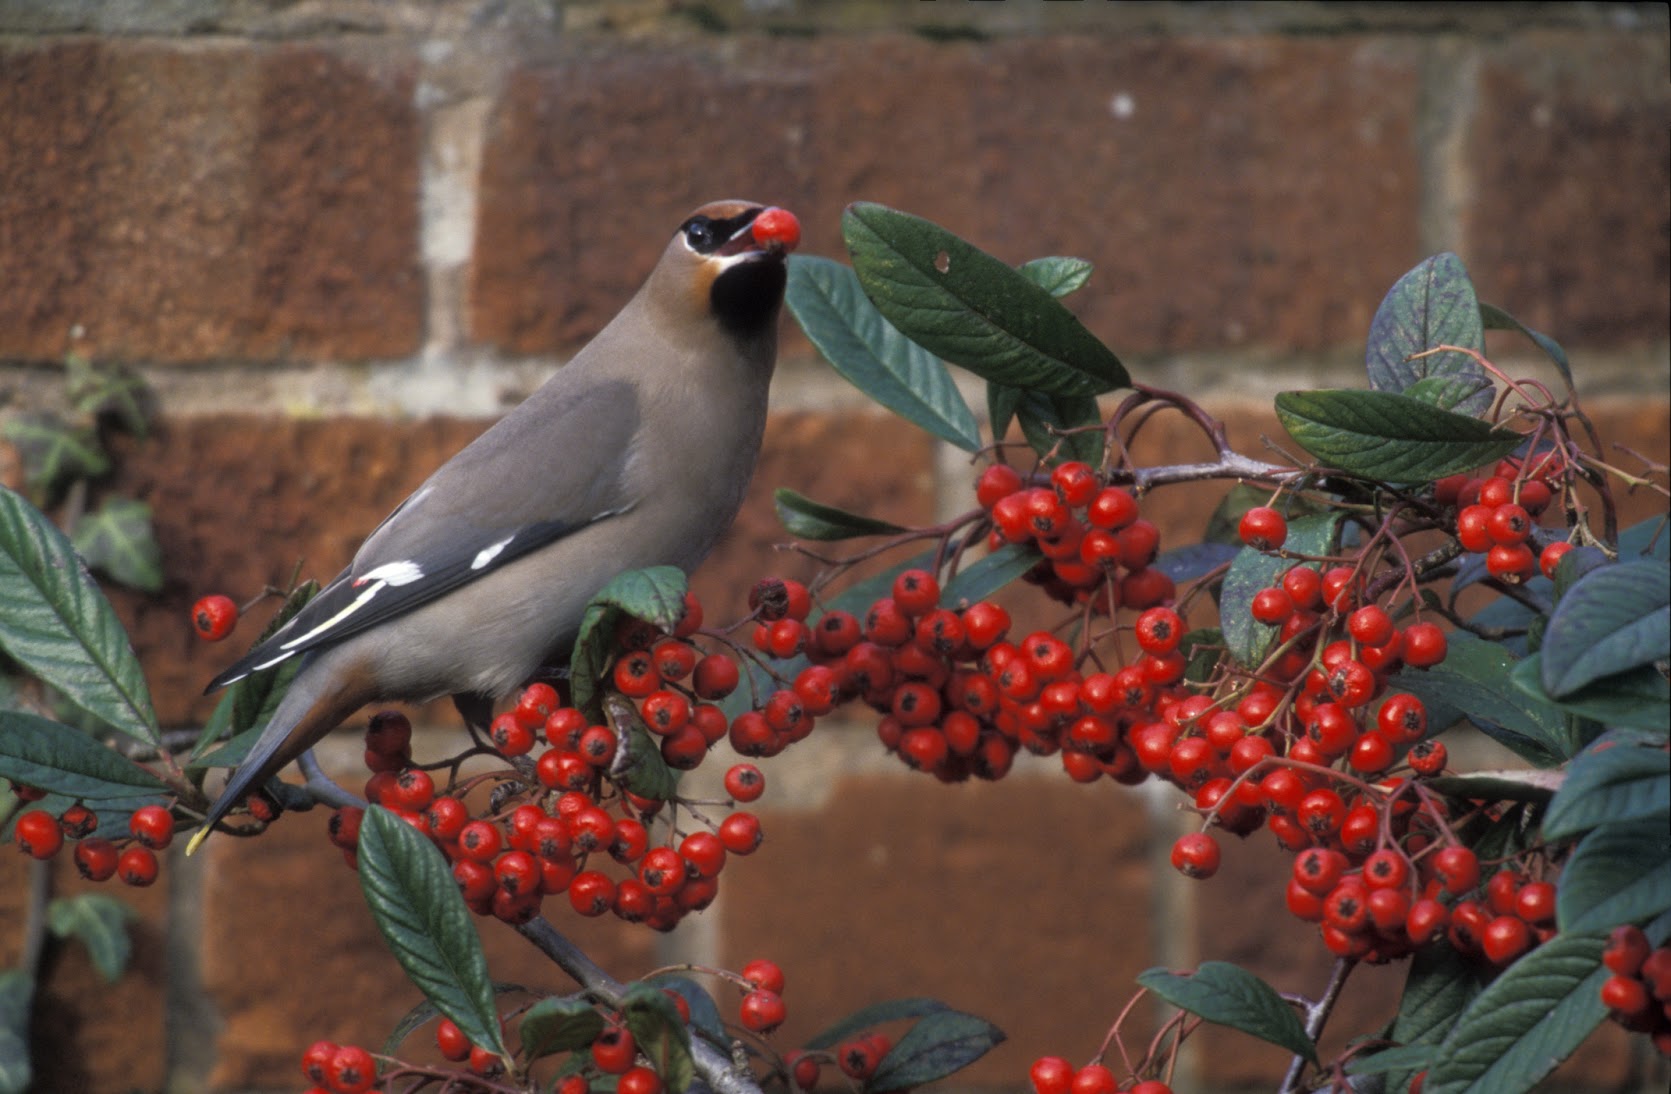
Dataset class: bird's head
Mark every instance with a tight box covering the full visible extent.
[652,200,801,335]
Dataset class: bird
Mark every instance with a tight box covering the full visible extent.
[187,200,801,854]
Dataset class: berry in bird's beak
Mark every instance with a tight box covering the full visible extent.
[751,207,801,254]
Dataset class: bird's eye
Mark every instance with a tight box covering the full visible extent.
[683,216,718,252]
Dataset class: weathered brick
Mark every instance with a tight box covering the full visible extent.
[471,34,1423,357]
[0,40,422,364]
[717,769,1159,1084]
[1465,30,1671,348]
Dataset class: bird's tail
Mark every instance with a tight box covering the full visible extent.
[186,652,374,855]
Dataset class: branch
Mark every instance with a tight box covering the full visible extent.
[1279,957,1355,1094]
[517,918,763,1094]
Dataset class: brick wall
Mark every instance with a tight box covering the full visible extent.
[1,3,1667,1091]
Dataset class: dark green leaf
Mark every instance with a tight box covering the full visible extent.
[1136,961,1317,1063]
[1556,818,1671,933]
[1220,513,1341,670]
[1426,929,1610,1094]
[1426,769,1562,804]
[0,413,109,502]
[1275,389,1522,483]
[1394,632,1575,766]
[805,998,949,1051]
[1480,302,1574,390]
[1346,1044,1436,1078]
[519,995,605,1060]
[1155,542,1239,586]
[987,382,1022,440]
[0,485,158,743]
[1403,374,1494,414]
[1181,627,1226,685]
[1509,657,1667,735]
[603,694,680,802]
[1017,256,1094,298]
[843,203,1128,396]
[0,970,32,1094]
[870,1008,1006,1092]
[643,974,727,1045]
[71,497,163,593]
[66,355,153,437]
[570,568,688,719]
[773,488,907,541]
[46,893,135,982]
[941,543,1040,607]
[0,711,169,799]
[1012,387,1105,466]
[1366,253,1491,417]
[622,982,695,1093]
[1539,559,1670,697]
[1371,943,1489,1092]
[356,806,507,1060]
[1619,515,1670,564]
[1544,731,1670,840]
[786,256,981,451]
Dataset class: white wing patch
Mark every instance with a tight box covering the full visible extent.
[472,536,514,571]
[275,580,388,655]
[359,560,425,586]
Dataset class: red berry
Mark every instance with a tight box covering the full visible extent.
[74,837,119,881]
[1486,503,1532,545]
[1599,974,1651,1017]
[752,207,801,252]
[128,804,175,850]
[1602,924,1651,976]
[724,763,765,803]
[976,464,1024,509]
[328,1044,377,1094]
[14,809,63,859]
[1406,898,1449,945]
[1134,607,1185,656]
[117,846,159,887]
[1086,486,1138,530]
[739,989,787,1033]
[1408,738,1447,776]
[837,1038,882,1081]
[692,653,741,700]
[1029,1056,1075,1094]
[1363,849,1409,890]
[568,870,616,917]
[891,568,942,616]
[1294,847,1349,896]
[1170,832,1221,879]
[1432,846,1480,896]
[718,812,763,855]
[1481,915,1532,965]
[1485,541,1536,582]
[1347,605,1395,647]
[618,1066,664,1094]
[435,1017,471,1062]
[1538,541,1574,579]
[191,594,239,641]
[1250,586,1295,625]
[1070,1063,1119,1094]
[1401,623,1448,668]
[301,1040,338,1086]
[592,1026,638,1074]
[1239,506,1288,550]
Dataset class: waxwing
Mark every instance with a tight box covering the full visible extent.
[188,200,801,852]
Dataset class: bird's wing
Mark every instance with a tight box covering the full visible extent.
[206,378,642,692]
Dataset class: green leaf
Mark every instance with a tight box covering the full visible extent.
[786,256,982,452]
[70,497,163,593]
[66,356,153,438]
[1539,559,1670,698]
[46,893,135,982]
[1426,769,1562,804]
[843,203,1128,397]
[1220,513,1342,669]
[1426,929,1610,1094]
[1275,390,1523,483]
[1480,302,1574,390]
[805,997,950,1051]
[570,567,689,718]
[1402,374,1494,414]
[1366,253,1491,417]
[870,1008,1006,1092]
[941,543,1040,607]
[1556,817,1671,933]
[773,488,907,542]
[1619,515,1671,564]
[1369,943,1490,1092]
[519,995,605,1060]
[1394,632,1576,766]
[603,694,680,803]
[0,711,169,799]
[356,806,507,1060]
[1018,256,1094,298]
[1181,627,1226,685]
[1136,961,1317,1064]
[1509,657,1667,734]
[643,974,727,1045]
[0,970,32,1094]
[0,413,109,502]
[622,982,695,1093]
[1010,387,1105,466]
[0,485,158,743]
[1544,731,1670,840]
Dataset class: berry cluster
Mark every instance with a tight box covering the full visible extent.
[1029,1054,1173,1094]
[12,795,178,889]
[1436,456,1569,584]
[1600,924,1671,1057]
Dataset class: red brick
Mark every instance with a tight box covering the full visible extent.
[471,35,1422,357]
[0,40,422,364]
[1466,30,1671,347]
[718,770,1159,1084]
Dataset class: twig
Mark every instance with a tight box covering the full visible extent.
[1279,957,1355,1094]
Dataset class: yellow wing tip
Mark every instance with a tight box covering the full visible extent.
[184,825,211,857]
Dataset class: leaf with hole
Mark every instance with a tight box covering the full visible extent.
[843,203,1127,396]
